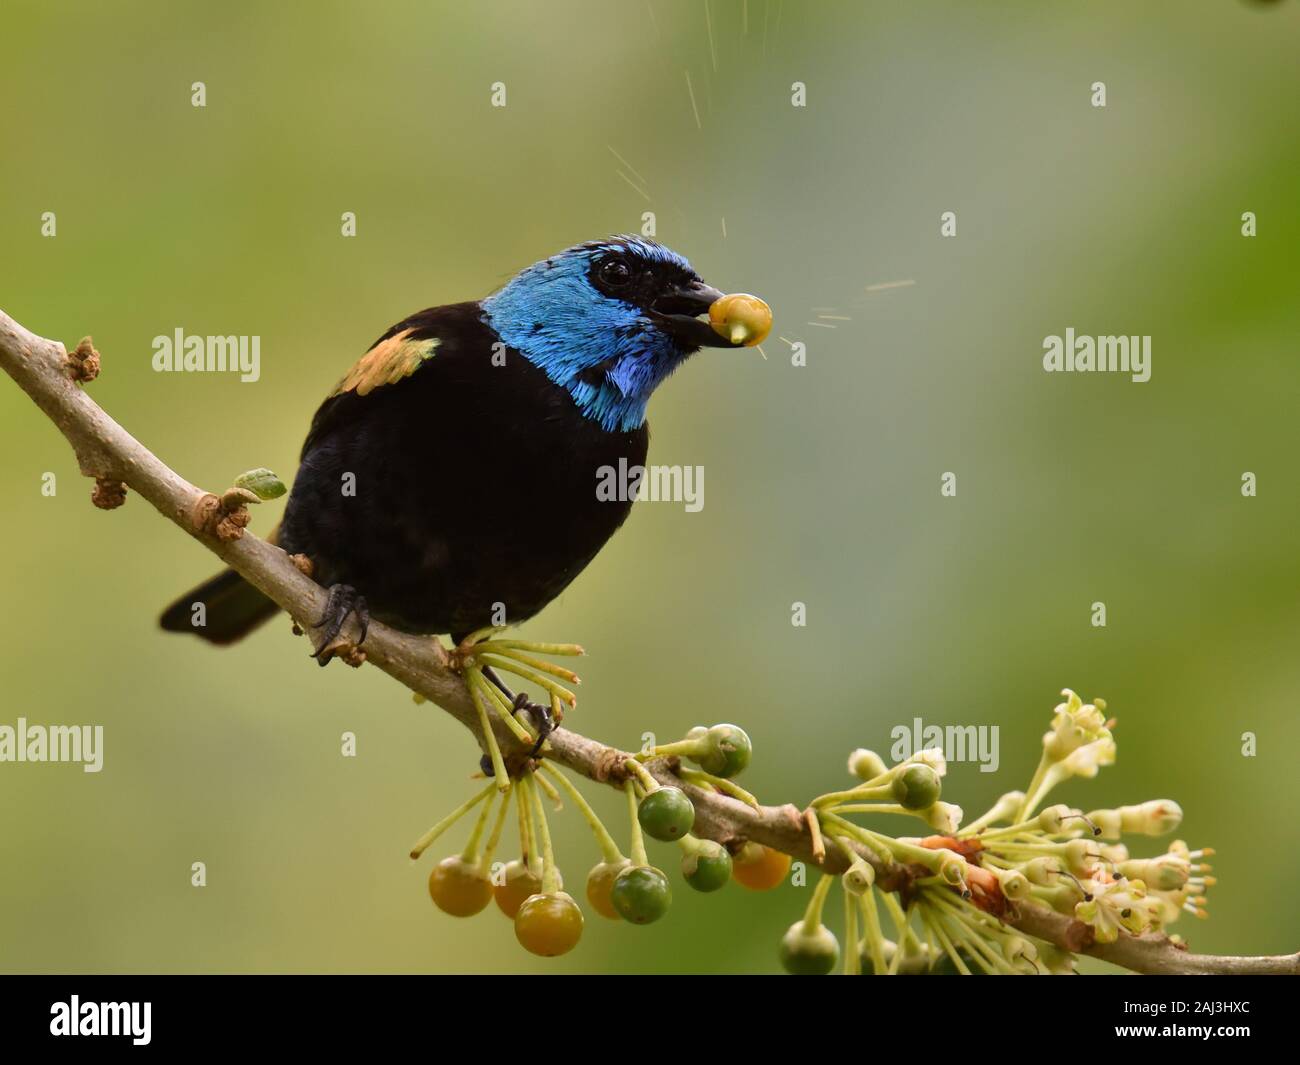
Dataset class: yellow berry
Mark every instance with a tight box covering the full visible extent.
[585,859,631,920]
[708,293,772,347]
[428,856,493,917]
[515,891,584,957]
[494,859,544,919]
[731,842,791,891]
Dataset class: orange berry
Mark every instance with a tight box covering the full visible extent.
[494,859,544,919]
[427,856,493,917]
[585,859,631,920]
[731,842,791,891]
[515,892,584,957]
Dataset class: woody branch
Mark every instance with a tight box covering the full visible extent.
[1,309,1294,976]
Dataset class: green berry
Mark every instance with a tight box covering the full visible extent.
[638,787,695,841]
[681,840,731,892]
[611,865,673,924]
[928,949,986,975]
[891,763,941,810]
[779,921,839,975]
[859,939,937,975]
[858,938,895,975]
[695,724,752,778]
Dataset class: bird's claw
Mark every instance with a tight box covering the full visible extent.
[476,694,554,778]
[311,583,369,665]
[511,691,556,756]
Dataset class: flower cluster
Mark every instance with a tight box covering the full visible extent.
[790,688,1213,974]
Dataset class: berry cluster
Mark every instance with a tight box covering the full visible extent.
[410,718,760,957]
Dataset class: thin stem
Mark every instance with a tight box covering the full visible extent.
[460,788,497,863]
[921,906,969,975]
[467,668,534,744]
[859,890,887,975]
[679,766,759,807]
[812,782,896,808]
[473,645,581,683]
[467,674,510,788]
[540,762,625,865]
[409,781,494,860]
[472,639,584,657]
[522,780,544,880]
[637,737,701,761]
[526,772,560,895]
[515,781,533,867]
[881,891,921,954]
[1017,754,1052,821]
[625,779,650,867]
[476,653,577,706]
[534,768,562,806]
[623,758,659,794]
[843,884,860,976]
[802,873,834,935]
[478,787,513,874]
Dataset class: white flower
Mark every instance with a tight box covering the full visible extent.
[922,801,963,834]
[1037,804,1076,834]
[847,748,887,781]
[1061,735,1116,779]
[1076,879,1149,942]
[1042,689,1112,762]
[1040,736,1116,795]
[1120,800,1183,836]
[1086,808,1124,840]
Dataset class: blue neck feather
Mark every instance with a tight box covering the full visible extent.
[481,240,694,433]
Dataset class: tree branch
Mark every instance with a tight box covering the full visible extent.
[3,308,1293,976]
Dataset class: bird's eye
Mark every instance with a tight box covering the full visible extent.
[599,259,633,288]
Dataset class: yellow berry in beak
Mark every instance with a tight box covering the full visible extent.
[708,293,772,347]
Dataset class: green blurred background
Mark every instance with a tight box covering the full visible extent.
[2,0,1297,974]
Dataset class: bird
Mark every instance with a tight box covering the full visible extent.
[159,236,769,735]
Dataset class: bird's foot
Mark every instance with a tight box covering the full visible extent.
[448,627,584,786]
[473,690,556,782]
[510,690,557,757]
[310,583,370,666]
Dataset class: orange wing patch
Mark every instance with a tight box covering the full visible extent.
[334,329,439,397]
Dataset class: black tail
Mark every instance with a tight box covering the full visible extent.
[159,568,279,645]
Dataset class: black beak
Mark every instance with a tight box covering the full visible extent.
[647,279,739,349]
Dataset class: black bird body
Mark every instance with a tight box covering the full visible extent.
[160,237,764,650]
[278,302,647,638]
